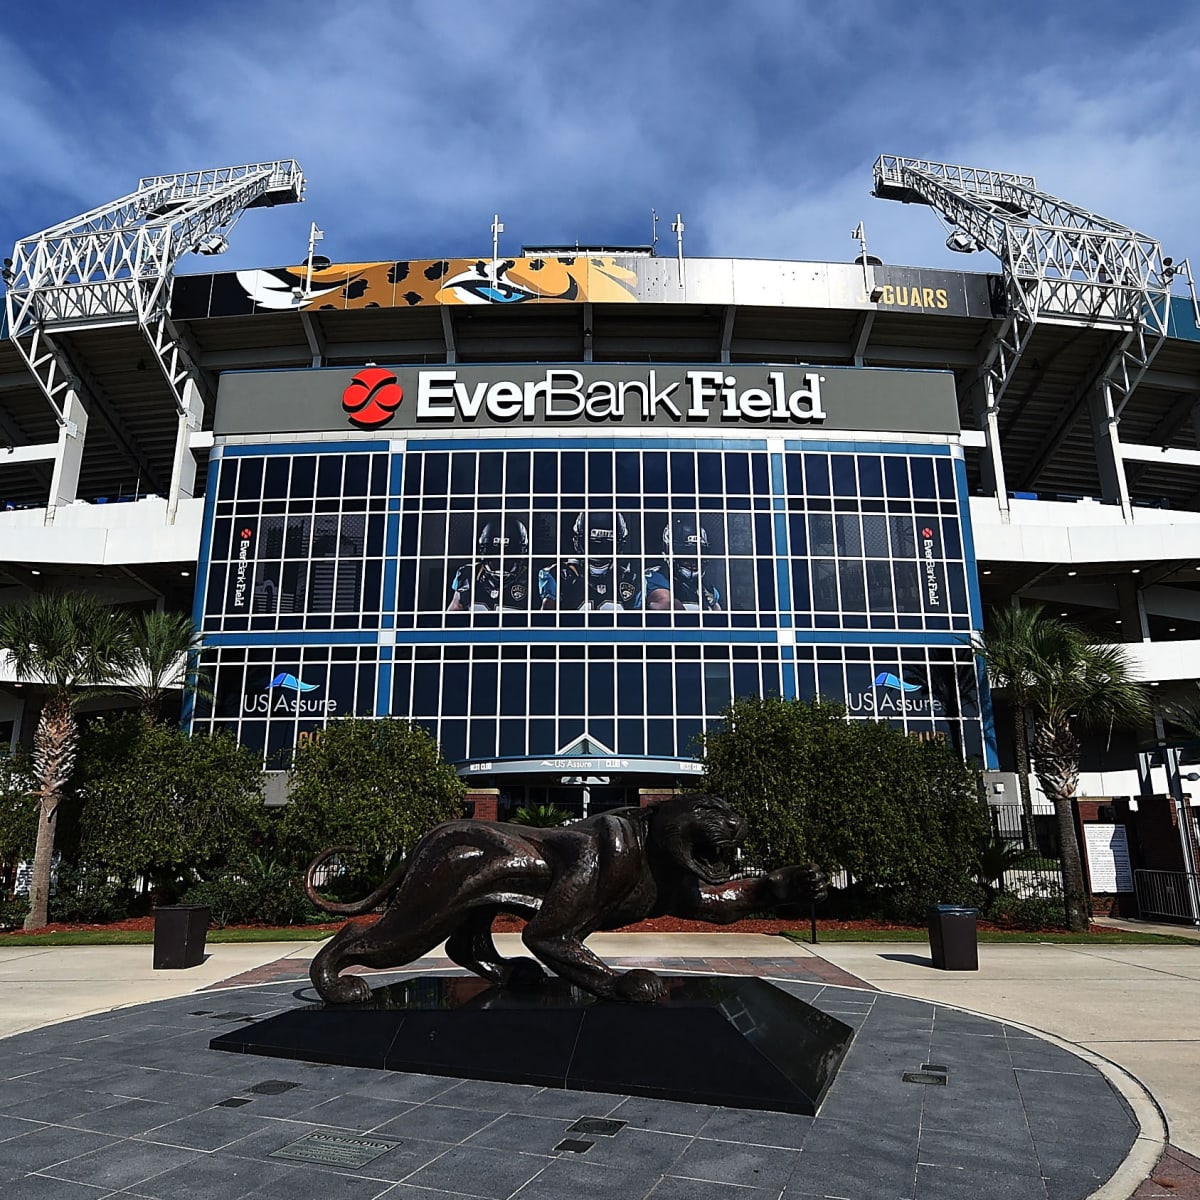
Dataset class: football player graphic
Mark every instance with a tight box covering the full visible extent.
[447,516,532,611]
[539,511,640,610]
[644,515,722,611]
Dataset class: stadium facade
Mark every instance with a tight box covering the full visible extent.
[3,157,1200,902]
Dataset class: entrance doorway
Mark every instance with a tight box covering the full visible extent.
[497,783,641,821]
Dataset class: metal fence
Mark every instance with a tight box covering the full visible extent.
[988,803,1064,901]
[1134,869,1200,924]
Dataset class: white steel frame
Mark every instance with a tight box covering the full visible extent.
[4,161,303,520]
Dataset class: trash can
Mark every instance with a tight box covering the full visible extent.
[926,904,979,971]
[152,905,210,969]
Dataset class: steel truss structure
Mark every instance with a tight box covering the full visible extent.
[874,156,1177,516]
[4,161,303,518]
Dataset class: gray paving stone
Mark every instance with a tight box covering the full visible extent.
[671,1137,799,1191]
[432,1079,544,1112]
[401,1143,549,1196]
[914,1162,1049,1200]
[247,1165,400,1199]
[650,1175,779,1199]
[0,1114,47,1142]
[290,1094,418,1133]
[696,1105,812,1149]
[372,1102,502,1144]
[609,1096,716,1134]
[125,1150,303,1200]
[0,1124,118,1176]
[502,1155,658,1200]
[37,1140,201,1191]
[562,1125,689,1172]
[0,1175,115,1199]
[917,1126,1042,1176]
[133,1105,275,1152]
[66,1097,196,1136]
[461,1111,572,1155]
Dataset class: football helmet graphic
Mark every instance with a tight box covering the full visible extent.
[477,515,529,577]
[663,515,710,581]
[572,510,629,564]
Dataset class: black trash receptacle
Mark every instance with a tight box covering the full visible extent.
[926,905,979,971]
[153,905,210,969]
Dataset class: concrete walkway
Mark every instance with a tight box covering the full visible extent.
[805,939,1200,1161]
[2,932,1198,1195]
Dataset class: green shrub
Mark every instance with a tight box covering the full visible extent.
[280,718,465,870]
[0,754,38,866]
[181,853,317,928]
[986,886,1067,931]
[48,864,134,924]
[74,715,265,889]
[701,696,989,918]
[0,894,29,930]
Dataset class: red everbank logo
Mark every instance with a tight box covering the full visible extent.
[342,368,403,429]
[232,527,253,609]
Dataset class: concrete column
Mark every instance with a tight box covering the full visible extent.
[970,371,1010,522]
[45,387,88,525]
[167,376,205,524]
[1089,382,1133,521]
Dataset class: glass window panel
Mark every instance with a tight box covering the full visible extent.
[423,453,449,497]
[477,453,503,496]
[675,663,702,714]
[532,452,558,495]
[804,455,830,495]
[728,561,757,611]
[343,456,370,497]
[643,452,667,495]
[698,453,723,495]
[470,663,498,717]
[883,456,910,497]
[504,451,531,494]
[236,458,263,500]
[834,514,862,556]
[468,719,496,759]
[839,560,866,611]
[646,663,674,715]
[500,662,527,716]
[440,663,468,716]
[670,452,696,494]
[750,453,769,495]
[587,661,615,714]
[893,561,921,613]
[615,451,640,494]
[646,720,674,756]
[450,453,476,496]
[725,454,750,495]
[910,457,936,498]
[218,461,238,501]
[561,452,584,492]
[530,667,556,710]
[617,662,644,713]
[811,560,838,611]
[703,662,731,713]
[858,455,883,497]
[262,458,289,500]
[808,513,834,555]
[725,513,753,556]
[940,517,962,559]
[935,457,955,499]
[315,455,342,498]
[861,515,889,558]
[866,561,894,612]
[499,720,524,757]
[289,455,316,499]
[440,721,467,763]
[732,662,759,699]
[785,454,804,497]
[412,662,441,711]
[559,662,586,715]
[831,455,857,496]
[888,515,916,558]
[587,451,613,494]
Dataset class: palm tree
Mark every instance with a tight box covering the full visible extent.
[971,605,1045,849]
[120,610,211,724]
[0,592,134,929]
[973,605,1150,931]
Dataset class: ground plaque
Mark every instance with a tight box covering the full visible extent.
[269,1130,401,1169]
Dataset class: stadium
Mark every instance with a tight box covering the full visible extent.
[3,155,1199,913]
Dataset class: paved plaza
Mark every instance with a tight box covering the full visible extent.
[0,932,1195,1199]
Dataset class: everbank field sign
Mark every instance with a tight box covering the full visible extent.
[215,364,959,437]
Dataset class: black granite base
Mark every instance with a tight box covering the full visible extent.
[210,974,854,1115]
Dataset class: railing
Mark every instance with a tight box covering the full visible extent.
[1134,869,1200,924]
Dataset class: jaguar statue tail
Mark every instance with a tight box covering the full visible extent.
[303,846,410,916]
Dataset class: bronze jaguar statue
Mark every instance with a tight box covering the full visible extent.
[305,792,825,1005]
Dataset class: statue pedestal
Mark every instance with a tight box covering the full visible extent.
[210,974,853,1115]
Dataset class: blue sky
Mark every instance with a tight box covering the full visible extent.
[2,0,1198,276]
